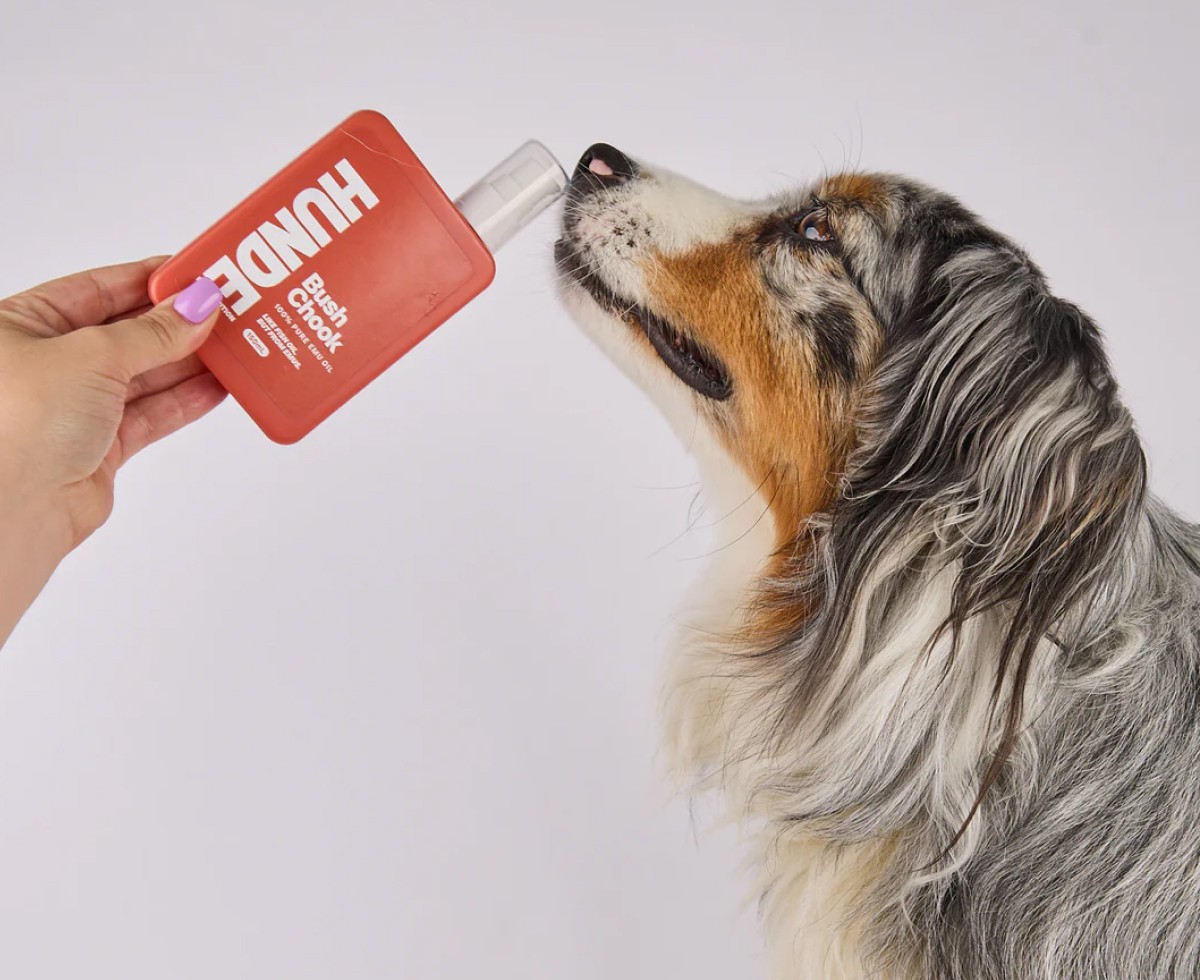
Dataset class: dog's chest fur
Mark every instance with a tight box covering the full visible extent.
[662,437,903,980]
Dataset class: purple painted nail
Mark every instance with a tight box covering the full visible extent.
[173,276,223,324]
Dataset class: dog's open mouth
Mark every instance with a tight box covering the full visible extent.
[555,239,733,401]
[630,306,733,402]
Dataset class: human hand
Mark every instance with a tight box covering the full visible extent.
[0,258,227,645]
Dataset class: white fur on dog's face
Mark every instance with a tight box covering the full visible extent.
[556,160,756,441]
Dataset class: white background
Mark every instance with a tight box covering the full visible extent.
[1,1,1196,977]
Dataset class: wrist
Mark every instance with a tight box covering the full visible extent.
[0,489,71,648]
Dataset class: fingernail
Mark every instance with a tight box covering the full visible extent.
[173,276,223,324]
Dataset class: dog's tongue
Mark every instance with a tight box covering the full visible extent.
[588,157,615,177]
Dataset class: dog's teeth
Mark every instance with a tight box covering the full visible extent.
[589,158,615,177]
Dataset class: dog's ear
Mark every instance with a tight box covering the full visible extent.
[811,246,1147,825]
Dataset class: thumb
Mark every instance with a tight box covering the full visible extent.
[102,276,224,377]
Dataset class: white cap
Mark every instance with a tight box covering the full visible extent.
[453,141,568,253]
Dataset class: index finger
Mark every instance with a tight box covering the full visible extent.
[2,256,169,334]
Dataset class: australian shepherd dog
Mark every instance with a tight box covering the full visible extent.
[554,143,1200,979]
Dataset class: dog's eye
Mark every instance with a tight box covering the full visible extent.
[797,209,834,243]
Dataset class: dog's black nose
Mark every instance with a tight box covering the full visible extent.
[572,142,638,192]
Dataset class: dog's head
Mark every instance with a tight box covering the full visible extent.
[555,143,1147,833]
[556,144,894,537]
[555,143,1126,545]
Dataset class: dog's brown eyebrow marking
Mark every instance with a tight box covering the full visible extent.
[818,173,889,209]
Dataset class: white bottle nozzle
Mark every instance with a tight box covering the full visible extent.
[454,140,568,253]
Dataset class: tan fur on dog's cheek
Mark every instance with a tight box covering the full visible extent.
[650,243,848,540]
[724,396,853,649]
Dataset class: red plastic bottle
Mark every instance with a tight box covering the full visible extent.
[148,109,565,443]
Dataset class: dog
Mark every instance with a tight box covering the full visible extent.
[554,143,1200,979]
